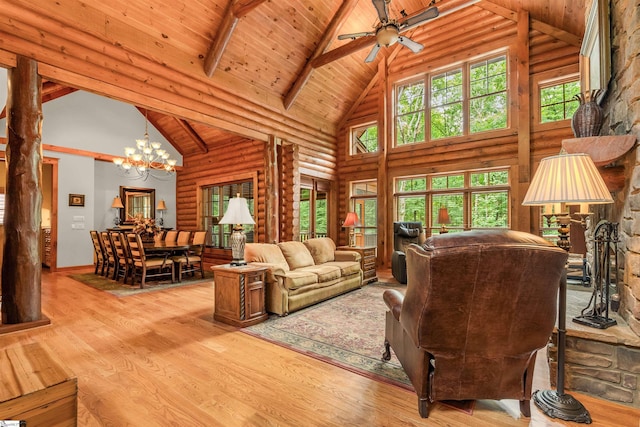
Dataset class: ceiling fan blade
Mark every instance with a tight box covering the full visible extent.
[397,36,424,53]
[337,31,375,40]
[365,44,381,63]
[371,0,389,23]
[399,7,439,31]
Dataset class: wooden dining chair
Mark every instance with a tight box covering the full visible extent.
[172,230,207,281]
[100,231,118,279]
[176,230,191,244]
[90,230,106,275]
[109,231,129,283]
[164,230,178,242]
[126,233,175,288]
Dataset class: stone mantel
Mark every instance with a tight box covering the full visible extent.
[562,135,637,192]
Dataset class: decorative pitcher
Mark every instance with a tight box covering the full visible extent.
[571,89,604,137]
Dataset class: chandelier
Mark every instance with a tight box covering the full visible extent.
[113,111,177,180]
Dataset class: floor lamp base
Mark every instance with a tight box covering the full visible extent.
[533,390,592,424]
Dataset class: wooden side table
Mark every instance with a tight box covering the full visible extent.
[212,264,268,327]
[338,245,377,284]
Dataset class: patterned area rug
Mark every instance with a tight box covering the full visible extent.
[242,282,474,415]
[69,271,213,297]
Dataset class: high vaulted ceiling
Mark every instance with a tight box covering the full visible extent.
[0,0,586,157]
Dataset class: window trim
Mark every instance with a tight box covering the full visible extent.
[531,65,580,131]
[394,167,510,234]
[393,50,510,148]
[197,172,258,248]
[349,121,379,156]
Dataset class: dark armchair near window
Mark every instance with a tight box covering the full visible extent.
[391,221,424,284]
[382,230,568,418]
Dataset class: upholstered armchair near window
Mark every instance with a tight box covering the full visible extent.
[391,221,424,284]
[382,230,568,418]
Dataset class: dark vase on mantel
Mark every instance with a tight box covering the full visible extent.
[571,89,604,138]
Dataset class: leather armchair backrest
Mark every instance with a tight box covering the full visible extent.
[393,221,424,252]
[401,229,568,400]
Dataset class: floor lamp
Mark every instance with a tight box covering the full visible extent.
[523,151,613,424]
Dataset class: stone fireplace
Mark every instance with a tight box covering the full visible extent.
[545,0,640,408]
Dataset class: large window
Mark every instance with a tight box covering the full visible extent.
[350,123,378,155]
[349,180,377,247]
[201,180,254,248]
[395,168,510,234]
[396,53,508,146]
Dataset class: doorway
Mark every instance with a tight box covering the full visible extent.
[299,177,329,241]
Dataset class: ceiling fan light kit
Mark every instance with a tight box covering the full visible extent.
[338,0,439,63]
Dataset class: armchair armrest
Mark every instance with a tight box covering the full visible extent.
[334,250,361,262]
[383,289,404,321]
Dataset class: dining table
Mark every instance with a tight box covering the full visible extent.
[143,241,198,256]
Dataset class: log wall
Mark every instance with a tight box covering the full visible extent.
[337,12,581,267]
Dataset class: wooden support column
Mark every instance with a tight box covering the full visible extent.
[264,136,279,243]
[1,56,43,325]
[378,58,390,268]
[515,9,531,232]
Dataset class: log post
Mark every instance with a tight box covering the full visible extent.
[264,136,279,243]
[1,56,43,324]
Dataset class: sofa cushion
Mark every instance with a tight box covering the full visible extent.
[297,264,342,282]
[324,261,361,277]
[278,270,318,290]
[303,237,336,264]
[278,241,315,269]
[244,243,290,272]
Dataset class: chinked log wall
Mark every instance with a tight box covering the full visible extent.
[337,9,580,268]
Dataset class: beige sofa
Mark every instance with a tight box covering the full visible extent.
[244,237,363,315]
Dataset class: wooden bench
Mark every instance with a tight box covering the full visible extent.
[0,342,77,426]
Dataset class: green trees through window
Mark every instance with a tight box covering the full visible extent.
[540,80,580,122]
[395,169,509,233]
[396,54,508,146]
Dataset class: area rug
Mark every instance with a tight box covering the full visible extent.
[68,271,213,297]
[242,282,474,415]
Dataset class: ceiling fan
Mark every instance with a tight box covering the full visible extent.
[338,0,439,63]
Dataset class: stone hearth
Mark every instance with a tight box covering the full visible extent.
[546,288,640,407]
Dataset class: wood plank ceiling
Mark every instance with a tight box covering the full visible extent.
[0,0,585,156]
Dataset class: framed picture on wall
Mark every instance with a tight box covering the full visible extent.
[69,194,85,207]
[580,0,611,102]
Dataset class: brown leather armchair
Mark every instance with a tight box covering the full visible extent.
[382,230,568,418]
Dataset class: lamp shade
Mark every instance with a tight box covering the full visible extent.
[156,199,167,211]
[523,153,613,205]
[437,206,450,224]
[219,195,255,225]
[343,212,360,227]
[111,196,124,209]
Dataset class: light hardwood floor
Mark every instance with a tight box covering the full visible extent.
[1,268,638,426]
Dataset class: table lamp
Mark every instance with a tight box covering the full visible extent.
[156,199,167,226]
[219,194,255,266]
[523,151,613,424]
[342,212,359,247]
[111,196,124,227]
[437,206,450,233]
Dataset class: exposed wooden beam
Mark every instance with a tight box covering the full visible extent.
[479,1,580,46]
[175,118,210,154]
[311,36,377,69]
[0,82,77,120]
[531,19,581,47]
[203,0,266,78]
[283,0,360,110]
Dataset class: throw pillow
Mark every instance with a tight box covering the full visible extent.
[278,241,315,269]
[303,237,336,264]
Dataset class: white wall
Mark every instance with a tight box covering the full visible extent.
[1,79,180,268]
